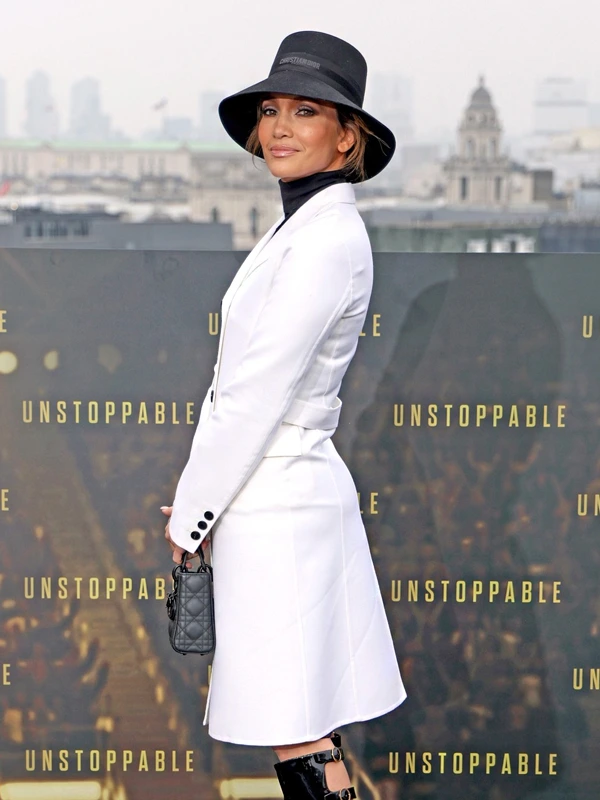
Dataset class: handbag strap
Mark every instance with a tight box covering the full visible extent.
[179,542,209,573]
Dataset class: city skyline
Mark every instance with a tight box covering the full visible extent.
[0,68,598,146]
[0,69,420,143]
[1,0,599,142]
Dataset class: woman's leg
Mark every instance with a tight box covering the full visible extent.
[272,733,352,792]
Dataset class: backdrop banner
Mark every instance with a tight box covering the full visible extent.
[1,248,600,800]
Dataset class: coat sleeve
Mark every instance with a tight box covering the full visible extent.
[168,227,353,552]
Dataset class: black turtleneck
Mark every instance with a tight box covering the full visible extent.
[275,168,349,233]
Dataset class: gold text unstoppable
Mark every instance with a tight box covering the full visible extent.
[397,752,558,776]
[21,400,195,424]
[393,403,566,427]
[24,576,167,600]
[391,579,561,604]
[25,749,195,772]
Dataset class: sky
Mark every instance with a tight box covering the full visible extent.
[2,0,600,141]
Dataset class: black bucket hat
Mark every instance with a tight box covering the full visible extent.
[218,30,396,182]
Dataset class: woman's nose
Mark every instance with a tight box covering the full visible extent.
[272,112,293,136]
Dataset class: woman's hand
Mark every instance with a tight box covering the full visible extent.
[161,506,210,568]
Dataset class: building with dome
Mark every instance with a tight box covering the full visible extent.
[443,77,565,211]
[444,77,513,207]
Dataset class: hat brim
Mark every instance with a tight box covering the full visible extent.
[218,71,396,182]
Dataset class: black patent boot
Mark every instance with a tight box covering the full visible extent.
[274,731,358,800]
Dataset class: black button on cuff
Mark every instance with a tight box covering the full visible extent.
[198,521,208,530]
[204,511,214,520]
[191,531,201,540]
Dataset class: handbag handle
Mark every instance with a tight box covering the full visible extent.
[178,542,209,573]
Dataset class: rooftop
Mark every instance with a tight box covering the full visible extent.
[468,76,494,110]
[0,138,241,153]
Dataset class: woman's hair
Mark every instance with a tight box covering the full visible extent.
[245,99,386,183]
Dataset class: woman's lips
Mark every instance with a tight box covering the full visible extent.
[270,148,298,157]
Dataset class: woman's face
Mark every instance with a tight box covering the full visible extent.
[257,93,355,182]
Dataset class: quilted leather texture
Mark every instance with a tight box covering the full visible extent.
[167,566,215,655]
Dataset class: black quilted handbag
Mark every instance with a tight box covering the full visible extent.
[166,546,215,655]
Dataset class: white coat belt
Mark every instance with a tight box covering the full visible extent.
[281,396,342,430]
[261,397,342,458]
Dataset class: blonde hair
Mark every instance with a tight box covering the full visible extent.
[245,99,387,183]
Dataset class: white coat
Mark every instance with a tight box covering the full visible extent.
[169,181,406,746]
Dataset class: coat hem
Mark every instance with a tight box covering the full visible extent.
[206,690,408,747]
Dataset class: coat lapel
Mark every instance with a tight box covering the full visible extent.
[212,181,356,410]
[221,213,284,316]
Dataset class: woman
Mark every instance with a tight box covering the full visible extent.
[162,30,407,800]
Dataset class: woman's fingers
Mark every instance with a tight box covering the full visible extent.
[173,545,193,569]
[164,514,203,569]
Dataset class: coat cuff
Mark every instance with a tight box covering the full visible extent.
[169,502,217,552]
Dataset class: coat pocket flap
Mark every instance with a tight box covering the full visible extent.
[262,422,303,458]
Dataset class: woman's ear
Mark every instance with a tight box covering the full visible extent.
[339,122,357,153]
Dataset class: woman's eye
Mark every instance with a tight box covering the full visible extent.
[260,106,315,116]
